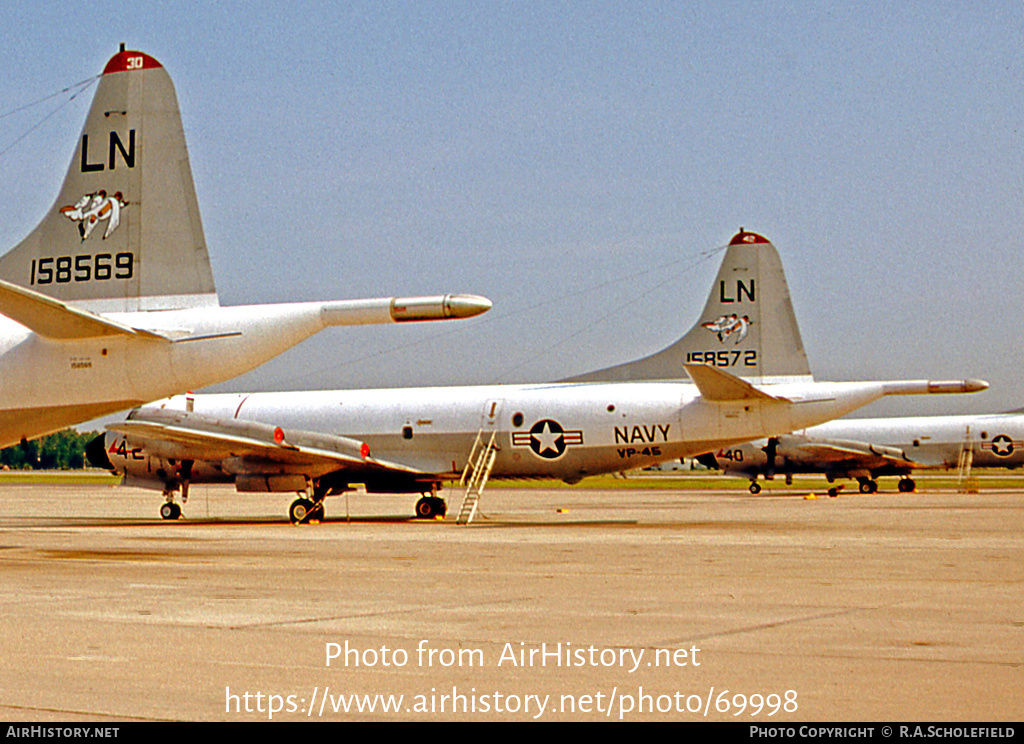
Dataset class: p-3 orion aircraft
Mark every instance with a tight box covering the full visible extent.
[0,48,489,447]
[697,412,1024,496]
[89,229,987,523]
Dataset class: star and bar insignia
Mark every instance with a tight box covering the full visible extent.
[982,434,1022,457]
[511,419,583,459]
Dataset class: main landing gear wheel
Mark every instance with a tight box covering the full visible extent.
[289,498,323,524]
[748,482,762,494]
[858,479,878,494]
[415,496,447,519]
[898,478,916,493]
[160,502,181,520]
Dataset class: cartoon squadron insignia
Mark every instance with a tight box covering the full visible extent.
[702,314,753,344]
[60,190,129,240]
[511,419,583,459]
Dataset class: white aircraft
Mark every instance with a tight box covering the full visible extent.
[88,229,987,522]
[696,413,1024,496]
[0,48,489,448]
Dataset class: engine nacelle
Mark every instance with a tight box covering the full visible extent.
[712,440,770,473]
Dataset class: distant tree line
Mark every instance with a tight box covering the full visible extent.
[0,430,99,470]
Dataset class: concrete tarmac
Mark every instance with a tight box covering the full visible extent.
[0,481,1020,722]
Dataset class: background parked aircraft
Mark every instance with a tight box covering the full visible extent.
[89,231,985,522]
[697,412,1024,496]
[0,47,488,448]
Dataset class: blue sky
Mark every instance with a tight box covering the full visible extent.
[2,2,1022,417]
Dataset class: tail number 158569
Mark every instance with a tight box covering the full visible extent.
[31,252,134,285]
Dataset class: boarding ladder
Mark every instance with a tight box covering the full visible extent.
[456,429,499,525]
[956,425,977,493]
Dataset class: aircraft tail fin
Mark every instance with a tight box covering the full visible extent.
[566,230,812,383]
[0,48,218,312]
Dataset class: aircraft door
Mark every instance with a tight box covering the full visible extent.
[480,398,505,431]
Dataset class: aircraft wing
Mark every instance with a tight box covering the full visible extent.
[107,408,424,475]
[0,279,168,340]
[779,436,917,469]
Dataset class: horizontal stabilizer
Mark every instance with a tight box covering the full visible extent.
[0,279,167,340]
[684,363,789,402]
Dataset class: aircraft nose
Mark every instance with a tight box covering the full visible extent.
[85,433,114,471]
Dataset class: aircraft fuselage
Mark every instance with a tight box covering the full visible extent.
[800,415,1024,469]
[157,379,924,485]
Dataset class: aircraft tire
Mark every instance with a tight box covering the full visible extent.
[828,488,839,498]
[160,502,181,520]
[859,480,877,494]
[898,478,916,493]
[415,496,446,519]
[749,482,761,494]
[289,498,315,524]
